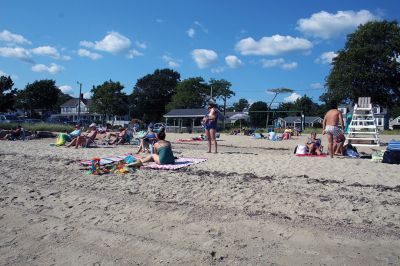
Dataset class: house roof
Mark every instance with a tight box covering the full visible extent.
[164,108,225,119]
[281,116,323,123]
[164,108,208,118]
[60,98,91,107]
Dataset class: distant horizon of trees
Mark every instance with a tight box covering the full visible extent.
[2,20,400,122]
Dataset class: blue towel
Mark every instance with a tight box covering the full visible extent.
[388,140,400,151]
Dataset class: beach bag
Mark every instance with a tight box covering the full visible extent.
[344,146,359,158]
[382,150,400,164]
[294,144,307,154]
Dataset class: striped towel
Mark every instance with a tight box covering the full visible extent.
[388,140,400,151]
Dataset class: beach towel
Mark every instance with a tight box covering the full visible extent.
[81,155,128,166]
[388,140,400,151]
[141,157,207,170]
[177,138,204,142]
[296,154,327,157]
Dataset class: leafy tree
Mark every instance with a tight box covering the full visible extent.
[323,20,400,108]
[131,68,180,122]
[17,79,62,116]
[292,95,319,116]
[209,78,235,120]
[0,75,16,112]
[232,98,249,112]
[249,101,269,127]
[90,80,128,122]
[167,77,209,110]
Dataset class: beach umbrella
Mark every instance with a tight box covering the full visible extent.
[229,113,249,128]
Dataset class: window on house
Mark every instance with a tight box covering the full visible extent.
[373,107,380,114]
[397,118,400,123]
[376,118,383,126]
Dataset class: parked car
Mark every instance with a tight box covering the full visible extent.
[153,123,166,133]
[46,115,72,124]
[0,114,24,124]
[23,118,43,124]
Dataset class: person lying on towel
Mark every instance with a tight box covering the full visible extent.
[131,127,175,167]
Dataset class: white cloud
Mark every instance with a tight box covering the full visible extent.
[311,82,323,89]
[261,58,285,68]
[62,55,71,60]
[187,28,195,38]
[83,92,92,99]
[235,35,313,56]
[315,51,338,64]
[211,66,225,73]
[0,30,31,44]
[162,55,180,68]
[31,46,60,59]
[126,49,143,59]
[284,92,301,103]
[282,62,298,70]
[194,21,208,33]
[0,70,7,76]
[31,63,64,74]
[59,85,74,95]
[135,41,147,49]
[191,49,218,68]
[225,55,243,68]
[78,48,102,60]
[79,40,94,48]
[0,47,33,63]
[80,31,131,54]
[156,19,165,23]
[297,10,379,39]
[261,58,297,70]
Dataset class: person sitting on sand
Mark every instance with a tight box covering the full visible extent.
[67,123,98,148]
[305,132,322,155]
[136,124,157,154]
[109,127,128,145]
[1,125,23,140]
[131,128,175,167]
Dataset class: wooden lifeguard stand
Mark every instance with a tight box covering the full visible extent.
[345,97,380,147]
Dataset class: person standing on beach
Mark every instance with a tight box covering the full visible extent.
[203,103,218,153]
[322,109,346,158]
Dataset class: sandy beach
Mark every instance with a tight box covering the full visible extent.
[1,133,400,265]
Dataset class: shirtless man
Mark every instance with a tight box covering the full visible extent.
[322,109,346,158]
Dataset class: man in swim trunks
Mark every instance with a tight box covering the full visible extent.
[322,108,346,158]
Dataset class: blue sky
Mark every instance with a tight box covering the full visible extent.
[1,0,399,107]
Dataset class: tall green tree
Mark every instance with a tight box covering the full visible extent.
[232,98,249,112]
[167,77,209,110]
[249,101,269,127]
[17,79,61,116]
[322,20,400,108]
[0,75,16,112]
[131,68,180,122]
[90,80,128,122]
[293,95,318,116]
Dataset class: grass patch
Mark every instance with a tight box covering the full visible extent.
[0,123,74,132]
[381,129,400,135]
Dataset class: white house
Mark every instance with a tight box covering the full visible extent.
[59,97,129,125]
[389,116,400,130]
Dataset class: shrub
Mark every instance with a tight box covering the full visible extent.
[0,123,74,133]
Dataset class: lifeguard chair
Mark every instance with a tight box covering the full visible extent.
[344,97,380,147]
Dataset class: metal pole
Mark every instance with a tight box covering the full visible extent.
[77,81,82,123]
[210,85,213,101]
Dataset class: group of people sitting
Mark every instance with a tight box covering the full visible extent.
[0,125,24,140]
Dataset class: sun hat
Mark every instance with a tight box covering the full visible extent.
[89,123,97,128]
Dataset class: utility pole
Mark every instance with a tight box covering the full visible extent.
[77,81,82,123]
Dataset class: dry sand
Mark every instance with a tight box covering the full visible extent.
[1,133,399,265]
